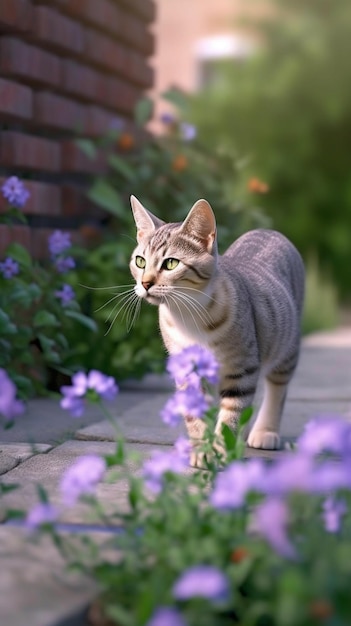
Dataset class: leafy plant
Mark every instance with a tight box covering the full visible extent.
[190,0,351,300]
[0,178,96,398]
[19,346,351,626]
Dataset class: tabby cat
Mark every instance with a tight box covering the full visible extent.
[130,195,305,463]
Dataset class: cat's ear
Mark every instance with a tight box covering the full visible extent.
[130,195,164,243]
[182,199,217,253]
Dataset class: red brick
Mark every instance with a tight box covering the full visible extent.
[0,132,61,172]
[0,225,31,257]
[29,227,50,259]
[61,59,100,102]
[83,28,129,76]
[61,185,102,218]
[0,77,33,120]
[61,141,106,174]
[106,77,139,113]
[0,0,33,32]
[84,106,123,137]
[56,0,123,39]
[34,92,86,132]
[121,12,154,55]
[116,0,156,22]
[82,28,153,87]
[129,51,154,87]
[0,37,61,88]
[31,6,84,55]
[0,179,61,216]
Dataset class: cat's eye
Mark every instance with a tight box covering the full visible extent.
[162,258,179,271]
[135,256,146,269]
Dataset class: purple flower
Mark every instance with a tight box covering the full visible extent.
[253,497,296,559]
[1,176,30,208]
[322,496,347,533]
[297,416,351,457]
[258,453,316,496]
[55,283,75,305]
[210,458,264,510]
[60,392,85,417]
[26,503,58,529]
[146,607,187,626]
[167,345,219,387]
[142,448,188,494]
[60,455,106,506]
[160,112,176,125]
[174,436,192,464]
[172,565,229,602]
[0,257,19,279]
[54,255,76,274]
[60,370,118,417]
[48,230,72,256]
[180,122,197,142]
[160,385,208,427]
[0,369,25,423]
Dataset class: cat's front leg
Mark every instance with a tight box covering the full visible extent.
[214,370,259,455]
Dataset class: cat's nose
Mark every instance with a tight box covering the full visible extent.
[142,279,154,291]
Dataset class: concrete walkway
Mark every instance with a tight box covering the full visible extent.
[1,328,351,626]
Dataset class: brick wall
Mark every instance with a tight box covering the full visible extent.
[0,0,155,257]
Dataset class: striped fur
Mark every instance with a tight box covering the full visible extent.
[130,196,305,460]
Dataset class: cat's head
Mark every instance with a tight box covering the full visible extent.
[130,196,217,306]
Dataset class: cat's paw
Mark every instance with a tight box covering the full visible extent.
[247,429,281,450]
[190,449,208,469]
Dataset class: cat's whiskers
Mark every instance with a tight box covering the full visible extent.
[178,285,227,311]
[80,283,135,291]
[104,290,140,335]
[94,288,135,314]
[104,290,136,323]
[171,289,215,328]
[167,291,207,339]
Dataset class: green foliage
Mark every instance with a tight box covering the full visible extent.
[190,0,351,299]
[0,205,97,398]
[302,256,339,335]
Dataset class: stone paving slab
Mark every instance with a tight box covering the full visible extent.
[0,526,96,626]
[1,441,165,524]
[76,393,184,444]
[0,443,52,475]
[0,392,142,445]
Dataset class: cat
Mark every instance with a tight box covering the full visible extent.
[129,195,305,465]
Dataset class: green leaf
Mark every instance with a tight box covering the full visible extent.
[0,308,17,334]
[108,154,135,181]
[6,243,32,268]
[162,87,187,110]
[221,423,237,452]
[105,440,125,467]
[76,138,97,160]
[64,309,97,332]
[33,310,60,328]
[88,179,126,218]
[239,406,254,427]
[134,97,153,126]
[37,484,49,504]
[4,509,25,520]
[0,483,20,495]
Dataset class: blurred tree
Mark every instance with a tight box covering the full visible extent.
[190,0,351,299]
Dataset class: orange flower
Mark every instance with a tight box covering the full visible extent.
[230,546,250,563]
[248,177,269,194]
[309,599,333,621]
[117,132,134,151]
[172,154,188,172]
[79,224,101,242]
